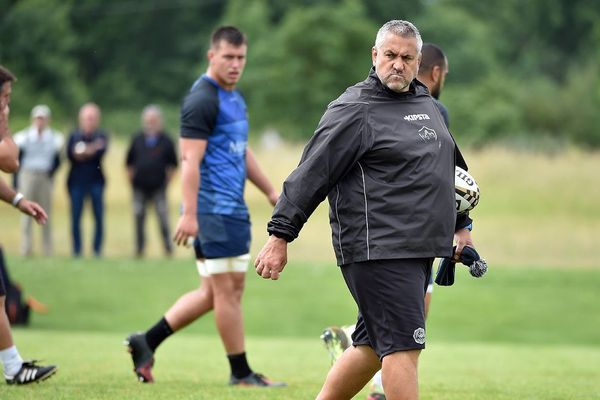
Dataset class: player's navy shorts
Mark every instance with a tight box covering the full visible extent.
[0,271,5,297]
[341,257,434,359]
[193,213,251,259]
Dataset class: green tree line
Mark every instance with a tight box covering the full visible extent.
[1,0,599,147]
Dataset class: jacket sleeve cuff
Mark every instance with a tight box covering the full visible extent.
[266,194,308,243]
[267,229,295,243]
[455,212,473,232]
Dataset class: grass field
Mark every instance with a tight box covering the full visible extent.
[1,141,599,398]
[0,258,598,399]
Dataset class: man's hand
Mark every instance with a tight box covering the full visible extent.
[173,213,198,247]
[255,235,288,280]
[453,227,474,262]
[17,199,48,225]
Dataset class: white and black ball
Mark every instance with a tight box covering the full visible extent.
[455,166,480,214]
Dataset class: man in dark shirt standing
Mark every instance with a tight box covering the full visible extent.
[126,105,177,257]
[66,103,108,257]
[255,21,474,400]
[320,42,460,400]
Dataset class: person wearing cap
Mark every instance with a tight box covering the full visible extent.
[13,105,64,256]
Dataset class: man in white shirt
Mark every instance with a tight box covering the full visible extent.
[13,105,63,256]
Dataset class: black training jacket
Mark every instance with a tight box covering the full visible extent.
[268,68,471,265]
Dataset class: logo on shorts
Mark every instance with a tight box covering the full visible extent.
[413,327,426,345]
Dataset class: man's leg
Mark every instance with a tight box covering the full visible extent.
[0,295,57,384]
[126,262,215,383]
[317,345,381,400]
[209,267,285,387]
[164,272,214,330]
[133,189,147,257]
[210,271,246,355]
[153,188,173,256]
[367,279,432,399]
[68,185,85,256]
[381,350,420,400]
[90,183,104,257]
[0,296,20,374]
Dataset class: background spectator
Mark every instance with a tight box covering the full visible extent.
[126,105,177,257]
[13,105,63,256]
[66,103,108,257]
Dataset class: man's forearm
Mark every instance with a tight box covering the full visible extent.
[180,160,199,216]
[246,148,276,196]
[0,176,17,204]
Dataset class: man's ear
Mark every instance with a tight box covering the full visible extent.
[371,47,377,66]
[432,65,441,84]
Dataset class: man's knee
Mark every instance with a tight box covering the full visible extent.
[212,273,245,302]
[382,349,421,369]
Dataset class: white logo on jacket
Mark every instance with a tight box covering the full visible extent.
[404,113,430,121]
[418,126,437,142]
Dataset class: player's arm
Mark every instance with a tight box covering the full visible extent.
[0,176,47,224]
[172,138,207,246]
[246,147,278,206]
[0,107,19,173]
[175,84,218,246]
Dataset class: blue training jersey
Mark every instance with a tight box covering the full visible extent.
[180,75,249,215]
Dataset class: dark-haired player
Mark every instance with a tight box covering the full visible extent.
[0,65,57,385]
[125,26,284,387]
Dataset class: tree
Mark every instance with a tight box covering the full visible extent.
[241,0,377,138]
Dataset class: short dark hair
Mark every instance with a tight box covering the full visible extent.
[420,43,446,73]
[0,65,16,85]
[210,26,247,48]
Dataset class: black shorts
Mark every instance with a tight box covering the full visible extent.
[341,258,433,359]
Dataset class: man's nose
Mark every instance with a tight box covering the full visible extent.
[393,59,404,71]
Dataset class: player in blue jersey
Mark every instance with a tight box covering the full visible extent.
[125,26,284,387]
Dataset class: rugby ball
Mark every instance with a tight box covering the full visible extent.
[455,166,480,214]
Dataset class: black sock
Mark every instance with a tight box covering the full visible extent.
[145,317,174,352]
[227,352,252,379]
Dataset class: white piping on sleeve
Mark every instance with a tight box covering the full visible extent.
[357,162,370,260]
[334,185,345,265]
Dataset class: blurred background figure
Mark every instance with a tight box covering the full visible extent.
[13,105,63,256]
[66,103,108,257]
[125,105,177,258]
